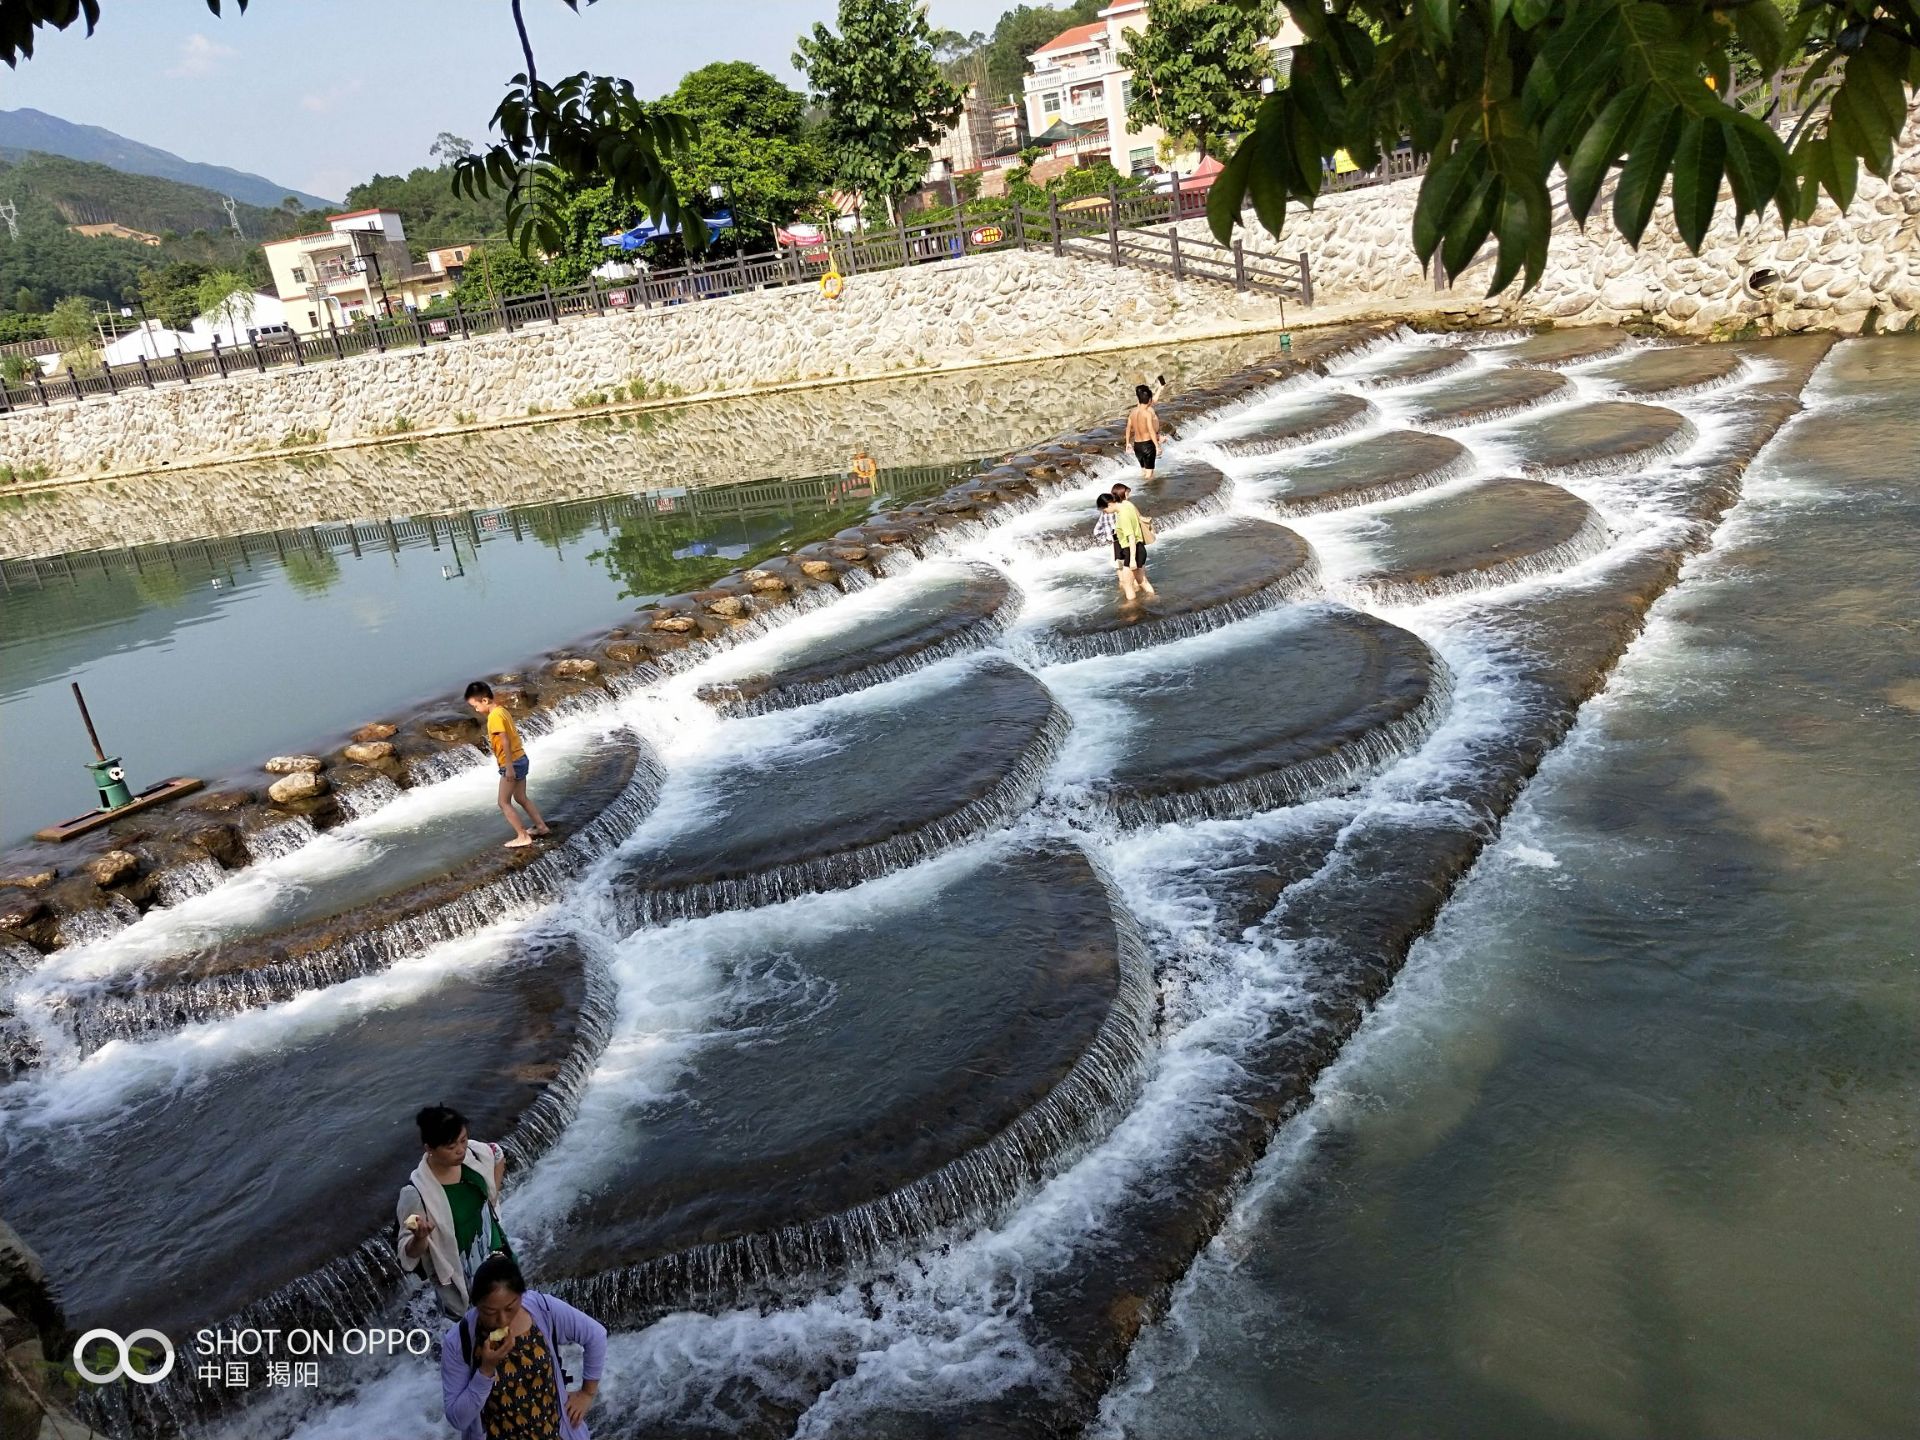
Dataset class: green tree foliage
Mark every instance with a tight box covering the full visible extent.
[660,62,828,248]
[44,293,101,372]
[1122,0,1277,160]
[137,261,212,328]
[795,0,966,220]
[1207,0,1920,295]
[0,153,280,327]
[451,3,699,258]
[194,268,252,330]
[449,240,549,311]
[540,181,640,284]
[44,295,95,349]
[343,166,505,253]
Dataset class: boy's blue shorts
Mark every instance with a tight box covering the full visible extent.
[500,756,530,780]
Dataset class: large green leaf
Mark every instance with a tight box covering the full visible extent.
[1731,0,1788,75]
[1441,170,1499,277]
[1413,141,1483,262]
[1612,103,1685,245]
[1207,139,1257,244]
[1669,114,1728,251]
[1722,112,1787,226]
[1564,84,1649,223]
[1521,0,1622,121]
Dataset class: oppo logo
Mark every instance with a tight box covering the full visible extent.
[73,1328,176,1385]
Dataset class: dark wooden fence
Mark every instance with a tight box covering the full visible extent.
[1,184,1312,419]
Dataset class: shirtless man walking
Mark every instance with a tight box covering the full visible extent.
[1125,383,1162,481]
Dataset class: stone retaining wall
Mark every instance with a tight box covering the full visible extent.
[1185,113,1920,336]
[0,251,1283,484]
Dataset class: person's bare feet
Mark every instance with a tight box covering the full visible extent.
[531,826,551,837]
[504,836,534,849]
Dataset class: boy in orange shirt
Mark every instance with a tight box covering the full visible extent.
[464,681,548,848]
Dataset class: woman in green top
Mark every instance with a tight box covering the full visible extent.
[1109,481,1156,600]
[397,1104,515,1318]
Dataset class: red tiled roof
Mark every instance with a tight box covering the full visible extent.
[1034,20,1103,54]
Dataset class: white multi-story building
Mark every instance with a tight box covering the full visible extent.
[1023,1,1304,178]
[262,209,422,335]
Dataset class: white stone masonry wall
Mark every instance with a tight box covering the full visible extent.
[0,251,1283,483]
[1188,112,1920,336]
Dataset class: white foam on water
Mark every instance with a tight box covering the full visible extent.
[11,718,616,996]
[504,839,1012,1243]
[7,337,1821,1440]
[1093,346,1836,1439]
[0,919,527,1130]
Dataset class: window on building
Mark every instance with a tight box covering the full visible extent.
[1121,78,1133,108]
[1129,146,1156,177]
[1041,90,1061,114]
[1069,82,1104,107]
[291,267,306,283]
[306,310,318,328]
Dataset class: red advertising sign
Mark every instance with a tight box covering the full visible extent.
[607,289,632,308]
[428,318,449,336]
[968,225,1005,246]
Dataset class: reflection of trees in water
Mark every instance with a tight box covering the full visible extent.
[524,504,597,550]
[131,567,190,609]
[281,546,342,596]
[590,501,871,600]
[587,462,964,599]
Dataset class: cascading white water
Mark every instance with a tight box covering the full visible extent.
[332,774,403,821]
[5,328,1788,1440]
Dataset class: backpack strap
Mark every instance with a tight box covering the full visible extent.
[459,1317,474,1371]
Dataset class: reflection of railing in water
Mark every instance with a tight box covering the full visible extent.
[0,460,983,590]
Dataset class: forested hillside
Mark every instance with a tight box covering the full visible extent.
[0,151,327,341]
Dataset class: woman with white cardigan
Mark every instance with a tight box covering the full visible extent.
[397,1104,515,1318]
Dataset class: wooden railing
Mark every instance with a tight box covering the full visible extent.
[1728,57,1839,132]
[1,187,1314,418]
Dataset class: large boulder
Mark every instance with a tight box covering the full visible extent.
[83,851,139,889]
[186,824,244,869]
[422,714,483,745]
[262,755,324,775]
[0,890,46,933]
[267,772,330,805]
[342,740,396,764]
[349,721,398,743]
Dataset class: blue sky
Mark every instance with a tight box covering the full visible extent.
[1,0,1015,203]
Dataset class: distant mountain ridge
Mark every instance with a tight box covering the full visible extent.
[0,107,335,211]
[0,150,296,239]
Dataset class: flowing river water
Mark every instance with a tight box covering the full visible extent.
[0,329,1912,1440]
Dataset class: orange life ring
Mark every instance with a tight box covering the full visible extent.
[819,270,844,300]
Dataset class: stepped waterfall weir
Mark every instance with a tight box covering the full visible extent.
[0,324,1850,1439]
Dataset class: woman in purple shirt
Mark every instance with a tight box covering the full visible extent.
[441,1255,608,1440]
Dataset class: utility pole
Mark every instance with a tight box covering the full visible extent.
[0,199,17,241]
[222,195,244,239]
